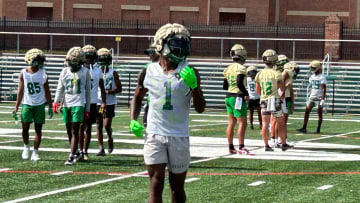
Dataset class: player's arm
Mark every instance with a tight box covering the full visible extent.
[278,80,285,100]
[44,79,52,108]
[85,70,91,112]
[223,78,229,90]
[108,71,122,94]
[321,84,326,100]
[282,72,290,90]
[54,71,64,104]
[236,73,249,101]
[99,78,106,106]
[289,83,294,111]
[130,69,148,121]
[192,68,205,113]
[13,72,24,114]
[256,82,261,95]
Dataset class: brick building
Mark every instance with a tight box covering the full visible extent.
[0,0,359,26]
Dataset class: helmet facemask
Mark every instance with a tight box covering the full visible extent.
[161,35,190,65]
[84,52,97,66]
[276,59,289,72]
[97,54,112,68]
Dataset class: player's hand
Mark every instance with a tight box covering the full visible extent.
[180,66,198,89]
[245,96,250,102]
[84,112,90,122]
[130,120,144,138]
[48,107,53,119]
[52,102,59,114]
[320,100,325,107]
[12,107,18,115]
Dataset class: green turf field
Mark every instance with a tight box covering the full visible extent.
[0,102,360,202]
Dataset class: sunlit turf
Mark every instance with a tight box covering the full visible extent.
[1,102,360,202]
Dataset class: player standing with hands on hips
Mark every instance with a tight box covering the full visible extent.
[13,49,53,161]
[130,23,205,203]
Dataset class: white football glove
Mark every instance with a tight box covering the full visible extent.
[319,99,325,107]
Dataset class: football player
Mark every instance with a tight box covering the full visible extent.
[246,66,262,130]
[13,48,52,161]
[297,60,326,133]
[255,49,292,151]
[78,45,106,160]
[130,23,205,203]
[53,47,91,165]
[95,48,122,156]
[223,44,250,155]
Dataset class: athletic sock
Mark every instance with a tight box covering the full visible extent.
[33,149,38,154]
[229,144,235,150]
[24,144,29,148]
[239,144,245,149]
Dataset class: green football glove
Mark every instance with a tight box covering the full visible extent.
[130,120,144,138]
[48,107,53,119]
[180,66,198,89]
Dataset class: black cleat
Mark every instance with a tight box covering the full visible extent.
[65,155,76,165]
[96,149,106,156]
[108,138,114,154]
[265,145,274,152]
[297,128,307,133]
[281,144,294,151]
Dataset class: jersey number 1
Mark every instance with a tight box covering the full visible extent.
[163,80,173,110]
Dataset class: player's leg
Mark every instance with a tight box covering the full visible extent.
[168,136,190,203]
[65,106,84,165]
[261,114,272,150]
[225,97,237,154]
[248,100,254,129]
[257,106,262,129]
[32,123,42,161]
[147,164,166,203]
[62,107,73,144]
[104,105,115,154]
[270,115,277,146]
[316,105,323,133]
[235,99,247,153]
[20,104,33,160]
[96,107,105,156]
[298,100,314,133]
[79,123,85,154]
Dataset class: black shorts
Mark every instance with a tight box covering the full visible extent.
[88,104,99,124]
[97,104,115,118]
[248,99,260,110]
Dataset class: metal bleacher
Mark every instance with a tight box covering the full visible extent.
[1,53,360,114]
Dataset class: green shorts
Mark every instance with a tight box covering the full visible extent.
[21,104,45,124]
[225,97,248,117]
[62,106,84,123]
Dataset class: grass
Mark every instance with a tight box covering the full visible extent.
[0,102,360,202]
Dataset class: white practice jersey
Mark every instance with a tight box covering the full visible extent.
[87,64,103,104]
[99,68,117,105]
[22,68,47,106]
[54,67,91,111]
[247,77,260,100]
[144,61,192,137]
[309,73,327,97]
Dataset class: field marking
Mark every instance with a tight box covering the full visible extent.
[317,185,333,190]
[248,181,266,186]
[51,171,72,176]
[3,171,147,203]
[185,177,200,183]
[301,130,360,142]
[2,170,360,176]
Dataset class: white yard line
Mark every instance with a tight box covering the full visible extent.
[0,139,23,144]
[0,168,11,172]
[50,171,72,176]
[248,181,266,186]
[317,185,333,190]
[185,177,200,183]
[301,130,360,142]
[3,171,147,203]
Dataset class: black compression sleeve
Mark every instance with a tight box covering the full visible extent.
[223,78,229,90]
[237,74,249,96]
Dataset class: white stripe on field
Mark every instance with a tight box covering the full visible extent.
[301,130,360,142]
[51,171,72,176]
[248,181,266,186]
[317,185,333,190]
[185,177,200,183]
[3,171,147,203]
[0,168,11,172]
[0,139,23,144]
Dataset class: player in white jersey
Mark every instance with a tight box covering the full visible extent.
[53,47,91,165]
[143,43,160,127]
[246,66,262,130]
[130,23,205,203]
[95,48,122,156]
[13,49,53,161]
[78,45,106,161]
[298,60,327,133]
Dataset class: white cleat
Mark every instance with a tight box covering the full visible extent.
[22,146,30,160]
[31,152,40,162]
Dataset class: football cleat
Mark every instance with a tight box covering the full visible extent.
[238,147,254,155]
[65,154,76,165]
[22,146,30,160]
[297,128,307,133]
[265,145,274,152]
[30,152,40,162]
[96,149,106,156]
[281,144,294,151]
[83,153,89,161]
[229,148,237,154]
[108,138,114,154]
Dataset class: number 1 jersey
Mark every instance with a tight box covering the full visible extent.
[143,62,192,137]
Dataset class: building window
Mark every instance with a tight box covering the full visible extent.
[27,7,53,20]
[219,12,246,25]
